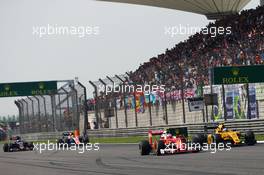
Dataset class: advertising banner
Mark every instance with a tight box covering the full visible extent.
[225,91,234,119]
[233,85,245,119]
[248,84,257,119]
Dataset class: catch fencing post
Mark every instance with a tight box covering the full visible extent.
[32,96,42,132]
[107,76,119,128]
[222,84,227,121]
[180,67,186,124]
[125,72,138,127]
[40,95,48,132]
[246,83,251,119]
[57,94,63,131]
[50,94,56,132]
[148,93,152,126]
[164,89,168,125]
[18,100,25,134]
[21,99,30,133]
[27,96,37,132]
[14,101,22,134]
[78,81,89,136]
[61,87,72,130]
[99,78,108,128]
[115,75,128,128]
[89,81,99,129]
[69,84,80,130]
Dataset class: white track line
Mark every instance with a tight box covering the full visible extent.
[257,141,264,144]
[102,141,264,145]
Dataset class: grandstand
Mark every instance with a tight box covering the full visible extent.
[87,5,264,129]
[99,0,256,19]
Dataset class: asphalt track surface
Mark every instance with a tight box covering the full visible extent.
[0,143,263,175]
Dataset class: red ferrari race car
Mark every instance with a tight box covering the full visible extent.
[139,127,199,156]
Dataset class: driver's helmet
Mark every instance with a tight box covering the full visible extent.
[218,124,224,131]
[67,132,73,139]
[16,136,21,141]
[161,131,167,138]
[167,133,172,138]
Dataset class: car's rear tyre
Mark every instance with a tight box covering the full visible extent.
[65,138,71,145]
[156,140,165,156]
[82,135,89,144]
[213,134,222,146]
[192,134,205,150]
[57,139,64,147]
[22,142,28,150]
[79,135,89,144]
[28,142,34,150]
[245,131,256,146]
[139,140,151,155]
[3,143,9,152]
[79,136,83,143]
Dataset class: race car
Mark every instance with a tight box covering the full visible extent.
[3,136,34,152]
[139,127,199,156]
[57,130,89,146]
[192,123,256,147]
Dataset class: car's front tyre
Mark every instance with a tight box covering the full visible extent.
[139,140,151,155]
[156,140,165,156]
[3,143,9,152]
[245,131,256,146]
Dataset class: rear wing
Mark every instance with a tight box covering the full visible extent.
[203,123,220,132]
[148,130,164,145]
[148,127,188,145]
[148,127,188,137]
[148,130,164,136]
[204,126,218,130]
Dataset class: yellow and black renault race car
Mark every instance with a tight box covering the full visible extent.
[192,123,256,147]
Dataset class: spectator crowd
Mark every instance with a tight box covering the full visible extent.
[129,6,264,92]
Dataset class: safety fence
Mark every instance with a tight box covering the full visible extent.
[12,78,264,134]
[14,80,86,134]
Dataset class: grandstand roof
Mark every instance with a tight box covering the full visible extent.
[97,0,251,19]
